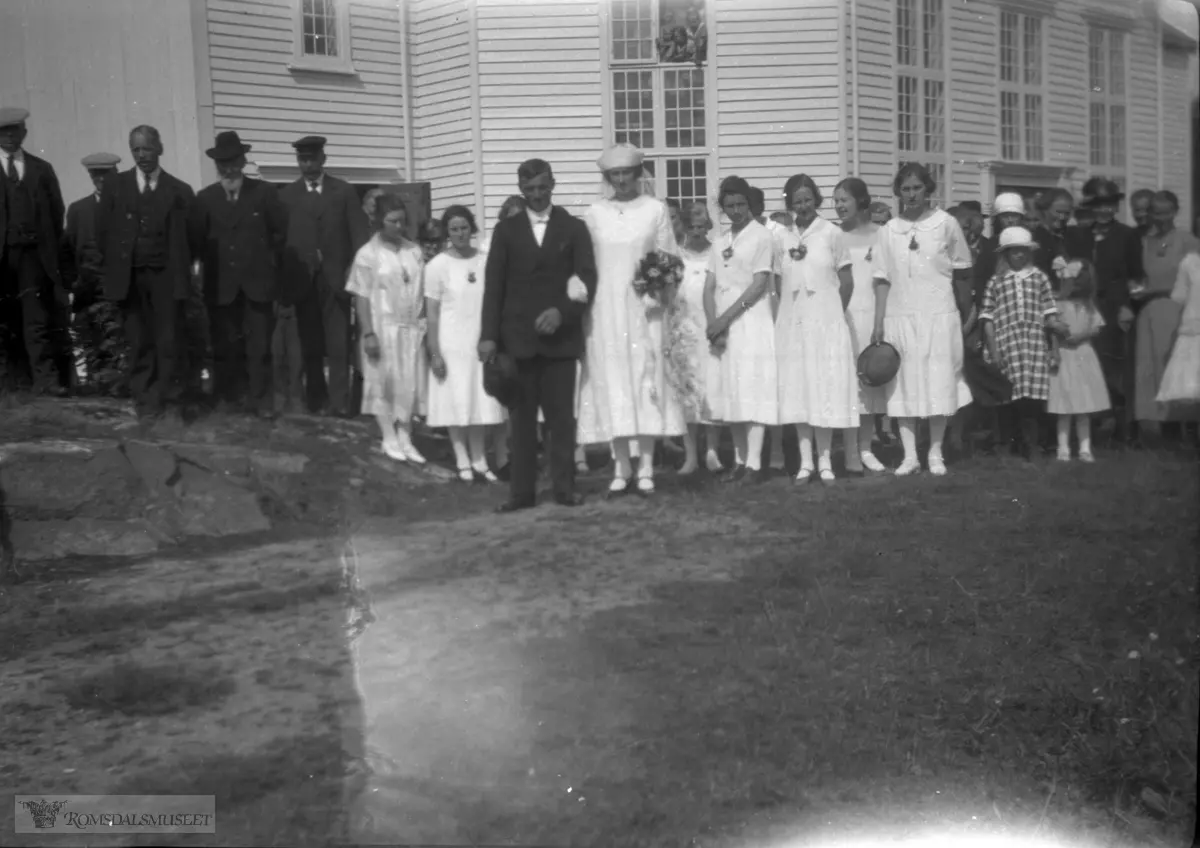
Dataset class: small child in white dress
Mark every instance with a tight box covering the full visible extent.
[1047,259,1110,461]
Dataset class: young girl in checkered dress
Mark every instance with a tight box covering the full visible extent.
[980,226,1060,458]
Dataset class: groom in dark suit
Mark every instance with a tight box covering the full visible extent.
[480,158,597,513]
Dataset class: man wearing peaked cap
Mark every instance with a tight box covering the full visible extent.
[0,106,70,395]
[279,134,370,417]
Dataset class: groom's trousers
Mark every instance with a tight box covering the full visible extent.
[510,354,577,505]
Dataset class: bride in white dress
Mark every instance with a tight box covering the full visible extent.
[577,143,683,496]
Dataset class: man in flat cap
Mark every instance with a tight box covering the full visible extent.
[279,135,370,417]
[0,107,69,395]
[95,125,197,420]
[63,151,122,390]
[191,130,287,419]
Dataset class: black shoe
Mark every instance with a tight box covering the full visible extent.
[793,468,814,486]
[737,468,771,486]
[555,492,584,507]
[495,463,511,482]
[494,499,536,514]
[723,465,747,484]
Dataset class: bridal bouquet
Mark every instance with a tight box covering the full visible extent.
[633,250,684,304]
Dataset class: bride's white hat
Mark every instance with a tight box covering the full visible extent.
[597,143,644,171]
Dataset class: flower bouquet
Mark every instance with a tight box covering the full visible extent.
[633,250,684,305]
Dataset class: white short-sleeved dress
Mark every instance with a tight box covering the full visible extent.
[676,244,715,424]
[870,209,973,418]
[705,220,778,425]
[423,251,506,428]
[346,234,427,423]
[776,217,860,428]
[577,195,685,444]
[841,223,888,415]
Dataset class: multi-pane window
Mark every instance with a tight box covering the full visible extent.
[998,10,1045,161]
[896,0,948,198]
[301,0,339,57]
[608,0,710,205]
[1088,27,1126,173]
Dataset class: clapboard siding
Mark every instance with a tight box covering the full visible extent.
[475,1,603,223]
[715,0,843,214]
[1127,12,1161,192]
[846,0,895,209]
[1161,46,1193,226]
[409,0,474,213]
[206,0,404,177]
[948,0,999,204]
[1045,0,1090,175]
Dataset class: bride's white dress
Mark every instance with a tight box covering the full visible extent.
[577,195,685,444]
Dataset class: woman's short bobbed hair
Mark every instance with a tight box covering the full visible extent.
[441,204,479,234]
[833,177,871,212]
[1152,189,1180,212]
[718,175,753,207]
[372,192,407,226]
[783,174,823,207]
[892,162,936,197]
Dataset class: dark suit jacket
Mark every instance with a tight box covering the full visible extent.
[191,177,288,306]
[1071,222,1143,320]
[0,151,66,286]
[277,173,370,304]
[481,205,597,360]
[96,168,195,302]
[64,193,104,306]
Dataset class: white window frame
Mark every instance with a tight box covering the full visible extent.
[601,0,715,211]
[998,8,1047,163]
[1087,26,1128,188]
[895,0,950,200]
[289,0,355,76]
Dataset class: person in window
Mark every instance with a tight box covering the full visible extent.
[869,163,974,476]
[1129,188,1155,238]
[1075,177,1144,445]
[656,9,687,63]
[1133,190,1200,441]
[684,7,707,65]
[577,143,682,497]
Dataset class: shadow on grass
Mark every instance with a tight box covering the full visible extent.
[53,661,237,717]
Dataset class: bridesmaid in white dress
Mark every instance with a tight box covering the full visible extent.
[870,163,974,476]
[704,176,778,484]
[577,143,683,496]
[833,177,888,473]
[347,194,428,464]
[424,205,505,483]
[675,201,725,474]
[775,174,861,484]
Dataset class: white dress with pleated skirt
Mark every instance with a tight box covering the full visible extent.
[870,209,973,418]
[577,195,685,444]
[841,223,888,415]
[676,245,715,424]
[705,220,778,425]
[345,235,427,423]
[776,217,860,429]
[423,251,506,428]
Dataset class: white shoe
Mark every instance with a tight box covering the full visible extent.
[608,477,629,494]
[927,454,947,476]
[1079,450,1095,463]
[576,460,589,473]
[636,476,655,494]
[382,441,407,462]
[894,459,921,476]
[678,460,699,476]
[401,444,427,465]
[1056,449,1072,462]
[818,467,836,485]
[456,468,474,483]
[861,451,886,473]
[473,467,499,483]
[705,451,724,473]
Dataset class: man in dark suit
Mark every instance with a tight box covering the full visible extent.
[0,107,68,395]
[191,131,288,418]
[480,158,597,513]
[278,136,370,417]
[96,125,196,419]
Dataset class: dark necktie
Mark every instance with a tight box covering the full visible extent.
[142,178,151,196]
[308,180,319,193]
[6,155,17,183]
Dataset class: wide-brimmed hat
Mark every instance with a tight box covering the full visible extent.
[992,192,1026,216]
[597,143,644,172]
[482,353,520,407]
[1079,178,1124,207]
[206,131,252,161]
[997,226,1037,251]
[857,341,901,389]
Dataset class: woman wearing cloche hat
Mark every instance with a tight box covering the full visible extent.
[575,142,683,497]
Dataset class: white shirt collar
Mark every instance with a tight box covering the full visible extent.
[138,167,162,190]
[527,204,553,226]
[4,148,24,163]
[306,173,324,190]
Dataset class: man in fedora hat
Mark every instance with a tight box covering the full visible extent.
[191,130,288,418]
[95,125,196,419]
[278,135,370,418]
[64,151,122,388]
[1077,176,1145,444]
[0,106,69,396]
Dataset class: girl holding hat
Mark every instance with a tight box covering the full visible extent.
[703,175,779,483]
[577,143,684,496]
[870,163,974,476]
[979,226,1060,458]
[1048,259,1110,461]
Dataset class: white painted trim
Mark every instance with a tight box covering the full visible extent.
[1157,11,1166,190]
[996,6,1052,164]
[467,0,485,232]
[599,0,613,146]
[837,0,848,181]
[190,0,216,187]
[289,0,356,75]
[705,0,719,216]
[850,0,861,178]
[943,0,954,201]
[399,0,414,182]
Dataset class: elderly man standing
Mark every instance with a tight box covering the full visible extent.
[96,125,196,420]
[192,131,287,418]
[279,136,370,418]
[0,107,68,396]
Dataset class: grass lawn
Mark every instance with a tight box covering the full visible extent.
[2,424,1196,846]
